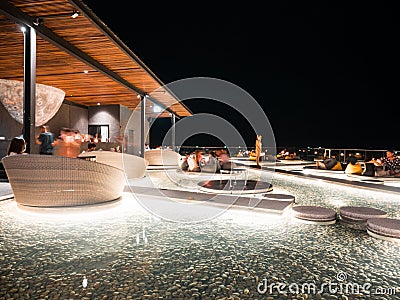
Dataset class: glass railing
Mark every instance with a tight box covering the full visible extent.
[159,145,396,163]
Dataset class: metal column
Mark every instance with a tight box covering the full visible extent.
[22,26,36,153]
[140,95,146,157]
[171,113,176,151]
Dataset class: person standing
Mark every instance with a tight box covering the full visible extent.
[54,128,81,158]
[36,125,55,155]
[255,134,262,168]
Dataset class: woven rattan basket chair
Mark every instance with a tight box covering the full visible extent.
[78,150,148,179]
[144,149,181,166]
[2,154,125,207]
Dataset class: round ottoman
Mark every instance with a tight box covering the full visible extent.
[367,218,400,243]
[339,206,387,221]
[339,206,387,230]
[291,205,337,225]
[264,193,295,202]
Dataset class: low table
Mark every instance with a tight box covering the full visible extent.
[220,168,248,187]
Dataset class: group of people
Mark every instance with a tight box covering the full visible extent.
[179,150,237,173]
[6,127,400,178]
[315,149,400,177]
[5,125,97,158]
[36,126,86,158]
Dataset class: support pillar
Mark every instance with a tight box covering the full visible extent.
[171,113,176,151]
[22,26,36,153]
[140,95,146,157]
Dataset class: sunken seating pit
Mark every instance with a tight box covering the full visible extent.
[291,205,337,224]
[2,154,125,207]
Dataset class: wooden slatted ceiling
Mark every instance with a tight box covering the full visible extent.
[0,0,192,117]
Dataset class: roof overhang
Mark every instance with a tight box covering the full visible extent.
[0,0,192,118]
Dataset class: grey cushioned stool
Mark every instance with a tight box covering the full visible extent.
[291,205,337,225]
[367,218,400,243]
[339,206,387,229]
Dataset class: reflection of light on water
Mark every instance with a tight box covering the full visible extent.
[328,198,348,208]
[82,275,88,288]
[1,168,400,299]
[8,193,150,224]
[136,229,148,245]
[142,226,149,243]
[136,233,140,245]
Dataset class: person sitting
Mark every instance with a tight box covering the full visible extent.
[6,137,26,156]
[374,149,400,177]
[362,154,376,177]
[187,152,201,172]
[179,154,189,171]
[201,151,220,173]
[219,153,237,171]
[316,155,341,170]
[344,156,363,175]
[87,141,97,152]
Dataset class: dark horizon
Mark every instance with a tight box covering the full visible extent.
[84,1,399,150]
[150,117,395,152]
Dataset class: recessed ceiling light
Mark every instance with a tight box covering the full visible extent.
[71,11,79,19]
[153,105,161,113]
[84,70,89,74]
[97,102,100,106]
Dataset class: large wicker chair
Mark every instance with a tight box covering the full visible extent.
[2,154,125,207]
[144,149,181,166]
[78,150,148,179]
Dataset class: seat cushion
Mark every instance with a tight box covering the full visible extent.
[367,217,400,239]
[292,205,337,222]
[339,206,387,221]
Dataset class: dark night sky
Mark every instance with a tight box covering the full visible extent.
[83,1,399,150]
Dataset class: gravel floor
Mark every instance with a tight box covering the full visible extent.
[1,169,399,300]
